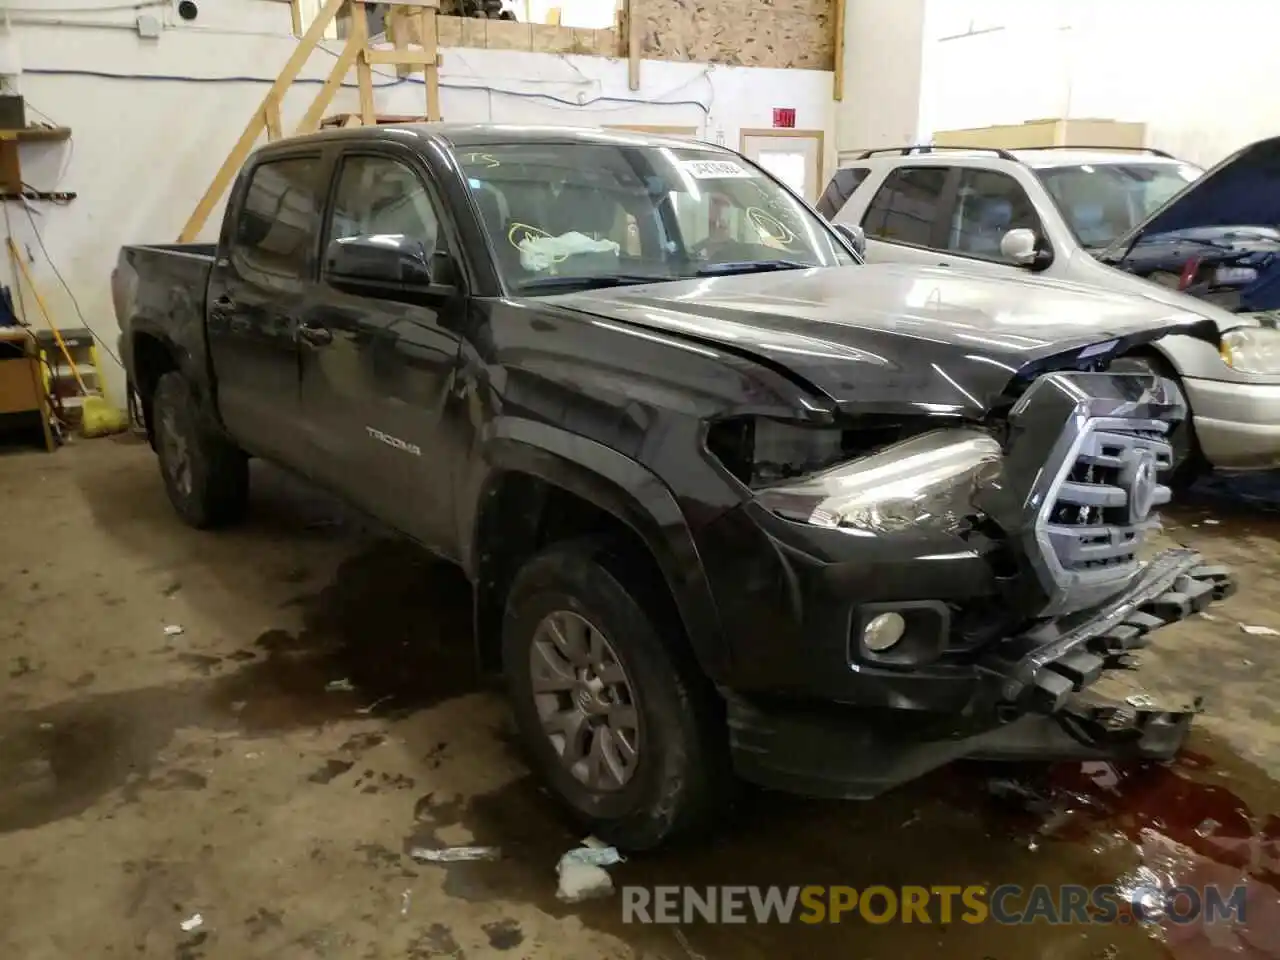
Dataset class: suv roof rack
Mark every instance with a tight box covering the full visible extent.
[856,144,1018,161]
[1017,144,1175,159]
[853,144,1176,164]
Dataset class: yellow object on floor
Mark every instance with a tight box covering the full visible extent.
[80,395,129,437]
[7,237,128,438]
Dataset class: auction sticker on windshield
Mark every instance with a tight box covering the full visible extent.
[681,159,756,179]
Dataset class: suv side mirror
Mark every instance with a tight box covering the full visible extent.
[832,222,867,257]
[1000,228,1051,270]
[325,234,432,287]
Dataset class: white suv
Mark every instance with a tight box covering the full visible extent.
[820,142,1280,483]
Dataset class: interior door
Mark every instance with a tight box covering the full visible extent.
[739,130,825,204]
[299,148,466,555]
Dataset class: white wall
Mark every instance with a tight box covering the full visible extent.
[8,1,834,404]
[920,0,1280,168]
[835,0,926,159]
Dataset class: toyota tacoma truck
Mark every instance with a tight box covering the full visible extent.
[112,124,1236,850]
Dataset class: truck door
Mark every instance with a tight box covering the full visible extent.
[207,152,325,465]
[297,147,466,556]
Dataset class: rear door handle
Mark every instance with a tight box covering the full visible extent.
[298,321,333,347]
[210,295,236,317]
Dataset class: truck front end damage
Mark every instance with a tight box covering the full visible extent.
[698,370,1236,799]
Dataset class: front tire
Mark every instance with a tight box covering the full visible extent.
[152,372,249,529]
[502,538,731,850]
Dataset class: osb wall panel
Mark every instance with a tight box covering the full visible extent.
[642,0,835,70]
[437,16,620,57]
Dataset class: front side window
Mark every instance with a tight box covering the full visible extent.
[861,167,949,247]
[232,157,323,288]
[457,144,853,293]
[328,154,445,254]
[945,169,1044,261]
[1036,161,1202,250]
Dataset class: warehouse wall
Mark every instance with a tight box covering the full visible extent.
[919,0,1280,169]
[642,0,837,70]
[834,0,927,160]
[8,2,835,405]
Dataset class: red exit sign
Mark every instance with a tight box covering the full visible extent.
[772,108,796,129]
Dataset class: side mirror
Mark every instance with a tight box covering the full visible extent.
[325,234,432,287]
[832,222,867,257]
[1000,228,1051,270]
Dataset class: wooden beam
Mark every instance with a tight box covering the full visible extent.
[349,3,377,124]
[421,7,440,121]
[178,0,345,242]
[264,96,282,139]
[289,0,303,36]
[295,32,365,135]
[833,0,846,102]
[625,0,640,91]
[365,48,437,65]
[386,3,414,79]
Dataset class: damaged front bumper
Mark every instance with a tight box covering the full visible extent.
[727,549,1236,800]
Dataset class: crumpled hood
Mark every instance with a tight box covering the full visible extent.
[542,263,1217,415]
[1107,135,1280,253]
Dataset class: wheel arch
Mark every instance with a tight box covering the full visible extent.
[466,419,726,683]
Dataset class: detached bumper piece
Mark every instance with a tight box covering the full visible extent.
[726,549,1235,800]
[984,548,1236,714]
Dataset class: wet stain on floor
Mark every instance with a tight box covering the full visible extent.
[0,539,478,835]
[398,744,1280,959]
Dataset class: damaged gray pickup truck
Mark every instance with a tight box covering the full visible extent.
[112,124,1236,849]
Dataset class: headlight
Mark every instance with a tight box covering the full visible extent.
[1220,327,1280,374]
[755,428,1003,535]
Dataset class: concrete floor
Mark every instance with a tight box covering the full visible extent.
[1,436,1278,960]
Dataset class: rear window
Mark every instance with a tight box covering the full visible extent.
[816,166,871,219]
[862,167,949,246]
[231,156,324,286]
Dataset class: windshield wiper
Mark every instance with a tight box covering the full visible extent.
[518,274,668,293]
[693,259,814,277]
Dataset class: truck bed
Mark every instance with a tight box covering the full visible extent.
[112,243,217,405]
[128,242,218,260]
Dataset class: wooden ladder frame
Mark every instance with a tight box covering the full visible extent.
[179,0,442,242]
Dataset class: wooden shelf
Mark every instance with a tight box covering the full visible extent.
[0,126,73,195]
[0,126,72,143]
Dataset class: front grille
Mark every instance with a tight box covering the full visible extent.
[1035,417,1174,615]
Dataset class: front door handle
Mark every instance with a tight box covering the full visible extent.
[298,322,333,347]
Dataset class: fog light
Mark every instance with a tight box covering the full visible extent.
[863,612,906,652]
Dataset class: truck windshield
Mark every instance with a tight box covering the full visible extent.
[1036,161,1202,250]
[457,142,854,293]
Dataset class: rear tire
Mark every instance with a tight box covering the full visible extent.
[501,537,732,851]
[1110,353,1204,491]
[152,371,249,529]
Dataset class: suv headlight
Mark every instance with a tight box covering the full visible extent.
[755,428,1003,536]
[1220,327,1280,374]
